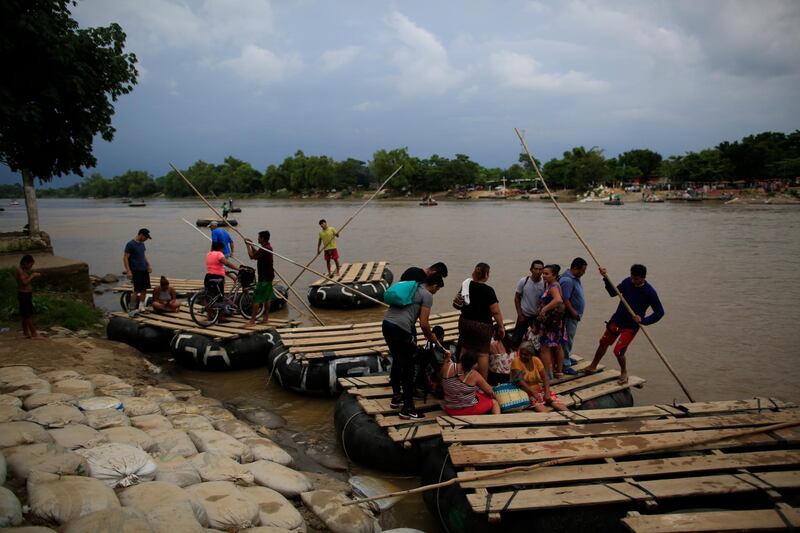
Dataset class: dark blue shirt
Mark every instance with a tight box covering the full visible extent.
[124,240,147,271]
[560,269,585,319]
[211,228,234,257]
[604,277,664,331]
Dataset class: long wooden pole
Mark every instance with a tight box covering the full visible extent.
[170,164,327,326]
[287,166,402,288]
[514,128,695,403]
[344,417,800,506]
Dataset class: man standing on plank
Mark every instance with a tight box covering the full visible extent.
[317,219,340,277]
[510,259,545,348]
[585,264,664,385]
[245,230,275,327]
[209,220,234,258]
[560,257,587,374]
[123,228,152,317]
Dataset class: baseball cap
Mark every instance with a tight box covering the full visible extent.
[138,228,152,239]
[209,220,219,227]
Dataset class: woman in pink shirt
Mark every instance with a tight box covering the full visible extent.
[205,241,238,299]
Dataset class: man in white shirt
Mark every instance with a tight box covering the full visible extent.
[510,259,545,347]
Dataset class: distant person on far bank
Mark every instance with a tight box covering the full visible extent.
[123,228,152,317]
[15,254,45,340]
[400,262,449,283]
[221,203,230,220]
[511,259,545,348]
[317,219,340,277]
[560,257,588,374]
[245,230,275,327]
[585,264,665,385]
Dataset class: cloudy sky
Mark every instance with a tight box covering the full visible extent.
[3,0,800,186]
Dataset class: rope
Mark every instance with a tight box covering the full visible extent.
[436,450,453,533]
[339,410,367,463]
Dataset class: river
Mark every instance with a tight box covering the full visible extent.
[4,197,799,529]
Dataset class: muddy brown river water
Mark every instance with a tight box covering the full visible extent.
[5,197,799,530]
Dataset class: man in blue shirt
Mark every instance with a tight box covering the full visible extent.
[585,264,664,385]
[559,257,587,374]
[123,228,152,317]
[209,221,234,258]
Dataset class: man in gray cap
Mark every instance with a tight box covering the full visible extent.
[209,220,234,258]
[123,228,152,317]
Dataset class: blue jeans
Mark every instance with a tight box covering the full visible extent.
[563,317,579,366]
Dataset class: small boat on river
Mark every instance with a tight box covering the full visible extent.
[128,201,146,207]
[307,261,393,309]
[604,195,624,206]
[420,195,438,206]
[9,200,20,206]
[642,195,664,203]
[196,218,238,227]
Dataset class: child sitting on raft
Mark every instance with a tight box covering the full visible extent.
[510,341,567,412]
[488,327,515,386]
[441,350,500,415]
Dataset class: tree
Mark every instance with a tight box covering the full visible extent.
[369,148,417,190]
[617,149,662,179]
[0,0,138,233]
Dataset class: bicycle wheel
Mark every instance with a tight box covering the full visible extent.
[238,289,265,320]
[189,289,220,327]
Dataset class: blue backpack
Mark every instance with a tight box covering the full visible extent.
[383,281,419,307]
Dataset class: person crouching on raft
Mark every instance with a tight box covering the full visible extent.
[511,341,566,412]
[441,350,501,415]
[152,276,180,313]
[204,241,238,319]
[245,230,275,327]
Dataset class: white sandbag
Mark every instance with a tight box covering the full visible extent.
[49,424,108,450]
[242,486,306,532]
[122,397,161,417]
[186,395,223,408]
[199,406,236,423]
[0,393,23,407]
[0,366,36,386]
[4,443,89,479]
[86,373,122,387]
[148,429,197,457]
[169,414,214,431]
[245,461,312,498]
[189,452,254,485]
[0,527,57,532]
[188,430,253,463]
[300,490,379,533]
[27,404,86,428]
[38,370,80,383]
[186,481,260,530]
[213,419,258,439]
[78,396,123,411]
[241,528,293,533]
[154,455,201,487]
[0,486,23,527]
[85,408,131,429]
[100,426,157,452]
[5,378,50,398]
[159,400,200,416]
[137,386,176,404]
[76,443,157,487]
[141,501,206,533]
[27,471,119,524]
[0,421,54,448]
[0,404,29,423]
[23,392,76,410]
[51,379,94,398]
[159,382,201,400]
[348,475,402,512]
[119,481,208,525]
[0,449,6,483]
[131,414,173,432]
[96,381,135,397]
[61,507,154,533]
[240,438,292,466]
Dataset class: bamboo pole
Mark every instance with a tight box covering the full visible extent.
[170,164,327,326]
[287,166,402,289]
[514,128,695,402]
[344,417,800,506]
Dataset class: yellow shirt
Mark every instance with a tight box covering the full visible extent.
[319,227,338,250]
[510,355,545,388]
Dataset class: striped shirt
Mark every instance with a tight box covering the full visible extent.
[442,365,478,410]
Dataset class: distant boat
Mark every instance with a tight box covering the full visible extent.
[604,195,624,206]
[120,198,132,204]
[643,195,664,203]
[420,197,438,206]
[230,207,242,213]
[128,201,146,207]
[196,219,238,227]
[9,200,20,206]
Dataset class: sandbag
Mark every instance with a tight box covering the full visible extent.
[240,437,293,466]
[119,481,207,524]
[97,382,135,397]
[131,414,173,432]
[240,528,294,533]
[0,486,23,527]
[213,419,258,439]
[0,366,36,385]
[0,527,56,532]
[0,421,54,448]
[198,406,236,423]
[169,414,214,431]
[100,426,157,452]
[186,395,223,408]
[186,481,260,530]
[23,392,76,410]
[51,379,94,398]
[0,393,23,407]
[159,382,201,400]
[0,404,29,423]
[4,443,89,479]
[188,430,253,463]
[242,486,306,532]
[27,404,86,428]
[300,490,379,533]
[27,471,119,524]
[154,455,201,487]
[140,501,206,533]
[78,396,123,412]
[137,386,176,404]
[0,449,6,483]
[245,461,312,497]
[5,378,50,398]
[38,370,80,383]
[189,452,254,485]
[122,397,161,417]
[60,507,154,533]
[77,443,157,487]
[159,401,200,416]
[148,429,197,457]
[48,424,108,450]
[85,408,131,429]
[348,475,402,512]
[85,373,122,388]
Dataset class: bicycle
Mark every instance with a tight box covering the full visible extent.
[188,265,265,327]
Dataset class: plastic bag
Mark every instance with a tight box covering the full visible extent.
[77,443,157,487]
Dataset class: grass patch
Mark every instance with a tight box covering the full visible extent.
[0,268,103,331]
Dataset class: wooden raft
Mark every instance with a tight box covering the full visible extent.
[113,277,203,295]
[310,261,388,286]
[337,357,646,447]
[275,311,515,362]
[112,304,297,340]
[440,398,800,529]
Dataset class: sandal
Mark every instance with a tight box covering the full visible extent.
[617,376,629,385]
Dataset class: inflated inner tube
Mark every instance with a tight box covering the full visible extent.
[230,207,242,213]
[106,316,173,353]
[269,285,288,312]
[170,329,279,370]
[196,219,238,227]
[307,268,394,309]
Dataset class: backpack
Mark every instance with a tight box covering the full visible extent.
[383,281,419,307]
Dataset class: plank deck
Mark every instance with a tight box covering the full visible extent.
[622,507,800,532]
[310,261,388,286]
[113,276,203,293]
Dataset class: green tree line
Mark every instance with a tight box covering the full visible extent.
[31,130,800,199]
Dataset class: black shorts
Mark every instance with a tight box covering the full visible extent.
[18,292,34,318]
[204,274,225,297]
[132,270,151,292]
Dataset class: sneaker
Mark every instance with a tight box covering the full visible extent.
[398,408,425,420]
[128,310,139,318]
[564,357,577,367]
[564,367,578,375]
[389,395,403,409]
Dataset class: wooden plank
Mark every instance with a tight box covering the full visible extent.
[622,508,800,533]
[449,427,800,467]
[276,311,462,334]
[311,263,351,286]
[552,368,619,394]
[563,376,646,407]
[387,421,442,442]
[676,398,795,414]
[276,312,462,339]
[357,396,441,415]
[340,262,363,284]
[339,375,390,388]
[459,449,800,489]
[370,261,387,281]
[357,261,375,283]
[377,410,446,427]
